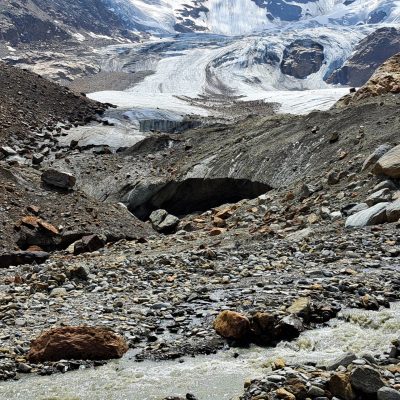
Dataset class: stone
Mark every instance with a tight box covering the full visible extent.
[41,169,76,189]
[366,188,392,206]
[287,297,311,320]
[73,234,105,255]
[345,203,389,228]
[386,199,400,222]
[27,326,128,362]
[329,373,356,400]
[374,144,400,178]
[0,250,49,268]
[326,353,357,370]
[50,288,67,297]
[362,144,394,171]
[149,209,179,234]
[276,387,296,400]
[343,203,369,216]
[275,314,304,340]
[350,366,385,394]
[378,387,400,400]
[213,311,251,341]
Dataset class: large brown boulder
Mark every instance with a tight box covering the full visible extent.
[27,326,128,362]
[213,311,251,341]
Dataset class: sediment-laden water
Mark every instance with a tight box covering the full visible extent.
[1,303,399,400]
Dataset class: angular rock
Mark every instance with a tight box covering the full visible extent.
[73,234,105,255]
[374,144,400,178]
[27,326,128,362]
[362,144,394,171]
[386,199,400,222]
[350,366,385,394]
[149,209,179,234]
[213,311,251,341]
[275,314,304,340]
[41,169,76,189]
[345,203,389,228]
[366,188,392,206]
[0,250,49,268]
[326,353,357,370]
[287,297,311,321]
[329,373,356,400]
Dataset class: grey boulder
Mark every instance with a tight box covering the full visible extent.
[345,203,389,228]
[41,169,76,189]
[149,209,179,234]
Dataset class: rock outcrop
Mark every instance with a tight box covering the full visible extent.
[280,39,324,79]
[328,27,400,87]
[337,52,400,106]
[27,326,128,362]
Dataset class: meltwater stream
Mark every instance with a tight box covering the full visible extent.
[2,304,400,400]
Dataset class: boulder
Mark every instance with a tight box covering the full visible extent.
[274,314,304,340]
[329,373,356,400]
[378,387,400,400]
[366,188,392,206]
[326,353,357,371]
[350,366,385,395]
[287,297,311,321]
[149,209,179,234]
[213,311,251,341]
[41,169,76,189]
[362,144,394,171]
[374,144,400,178]
[386,199,400,222]
[27,326,128,362]
[73,234,105,255]
[0,250,49,268]
[345,203,389,228]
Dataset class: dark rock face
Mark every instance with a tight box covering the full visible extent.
[0,0,137,45]
[327,27,400,87]
[281,39,324,79]
[27,326,129,362]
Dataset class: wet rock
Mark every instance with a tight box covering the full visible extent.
[149,209,179,234]
[350,366,385,394]
[275,314,304,340]
[287,297,311,320]
[327,353,357,370]
[345,203,389,228]
[27,326,128,362]
[329,373,356,400]
[374,144,400,178]
[213,311,251,341]
[41,168,76,189]
[378,387,400,400]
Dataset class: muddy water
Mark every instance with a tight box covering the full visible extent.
[2,304,400,400]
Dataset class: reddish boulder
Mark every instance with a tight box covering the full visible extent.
[27,326,128,362]
[213,311,251,341]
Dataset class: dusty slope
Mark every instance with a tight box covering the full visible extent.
[0,62,108,145]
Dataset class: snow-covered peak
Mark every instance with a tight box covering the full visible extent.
[120,0,400,35]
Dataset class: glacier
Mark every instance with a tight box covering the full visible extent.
[87,0,400,116]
